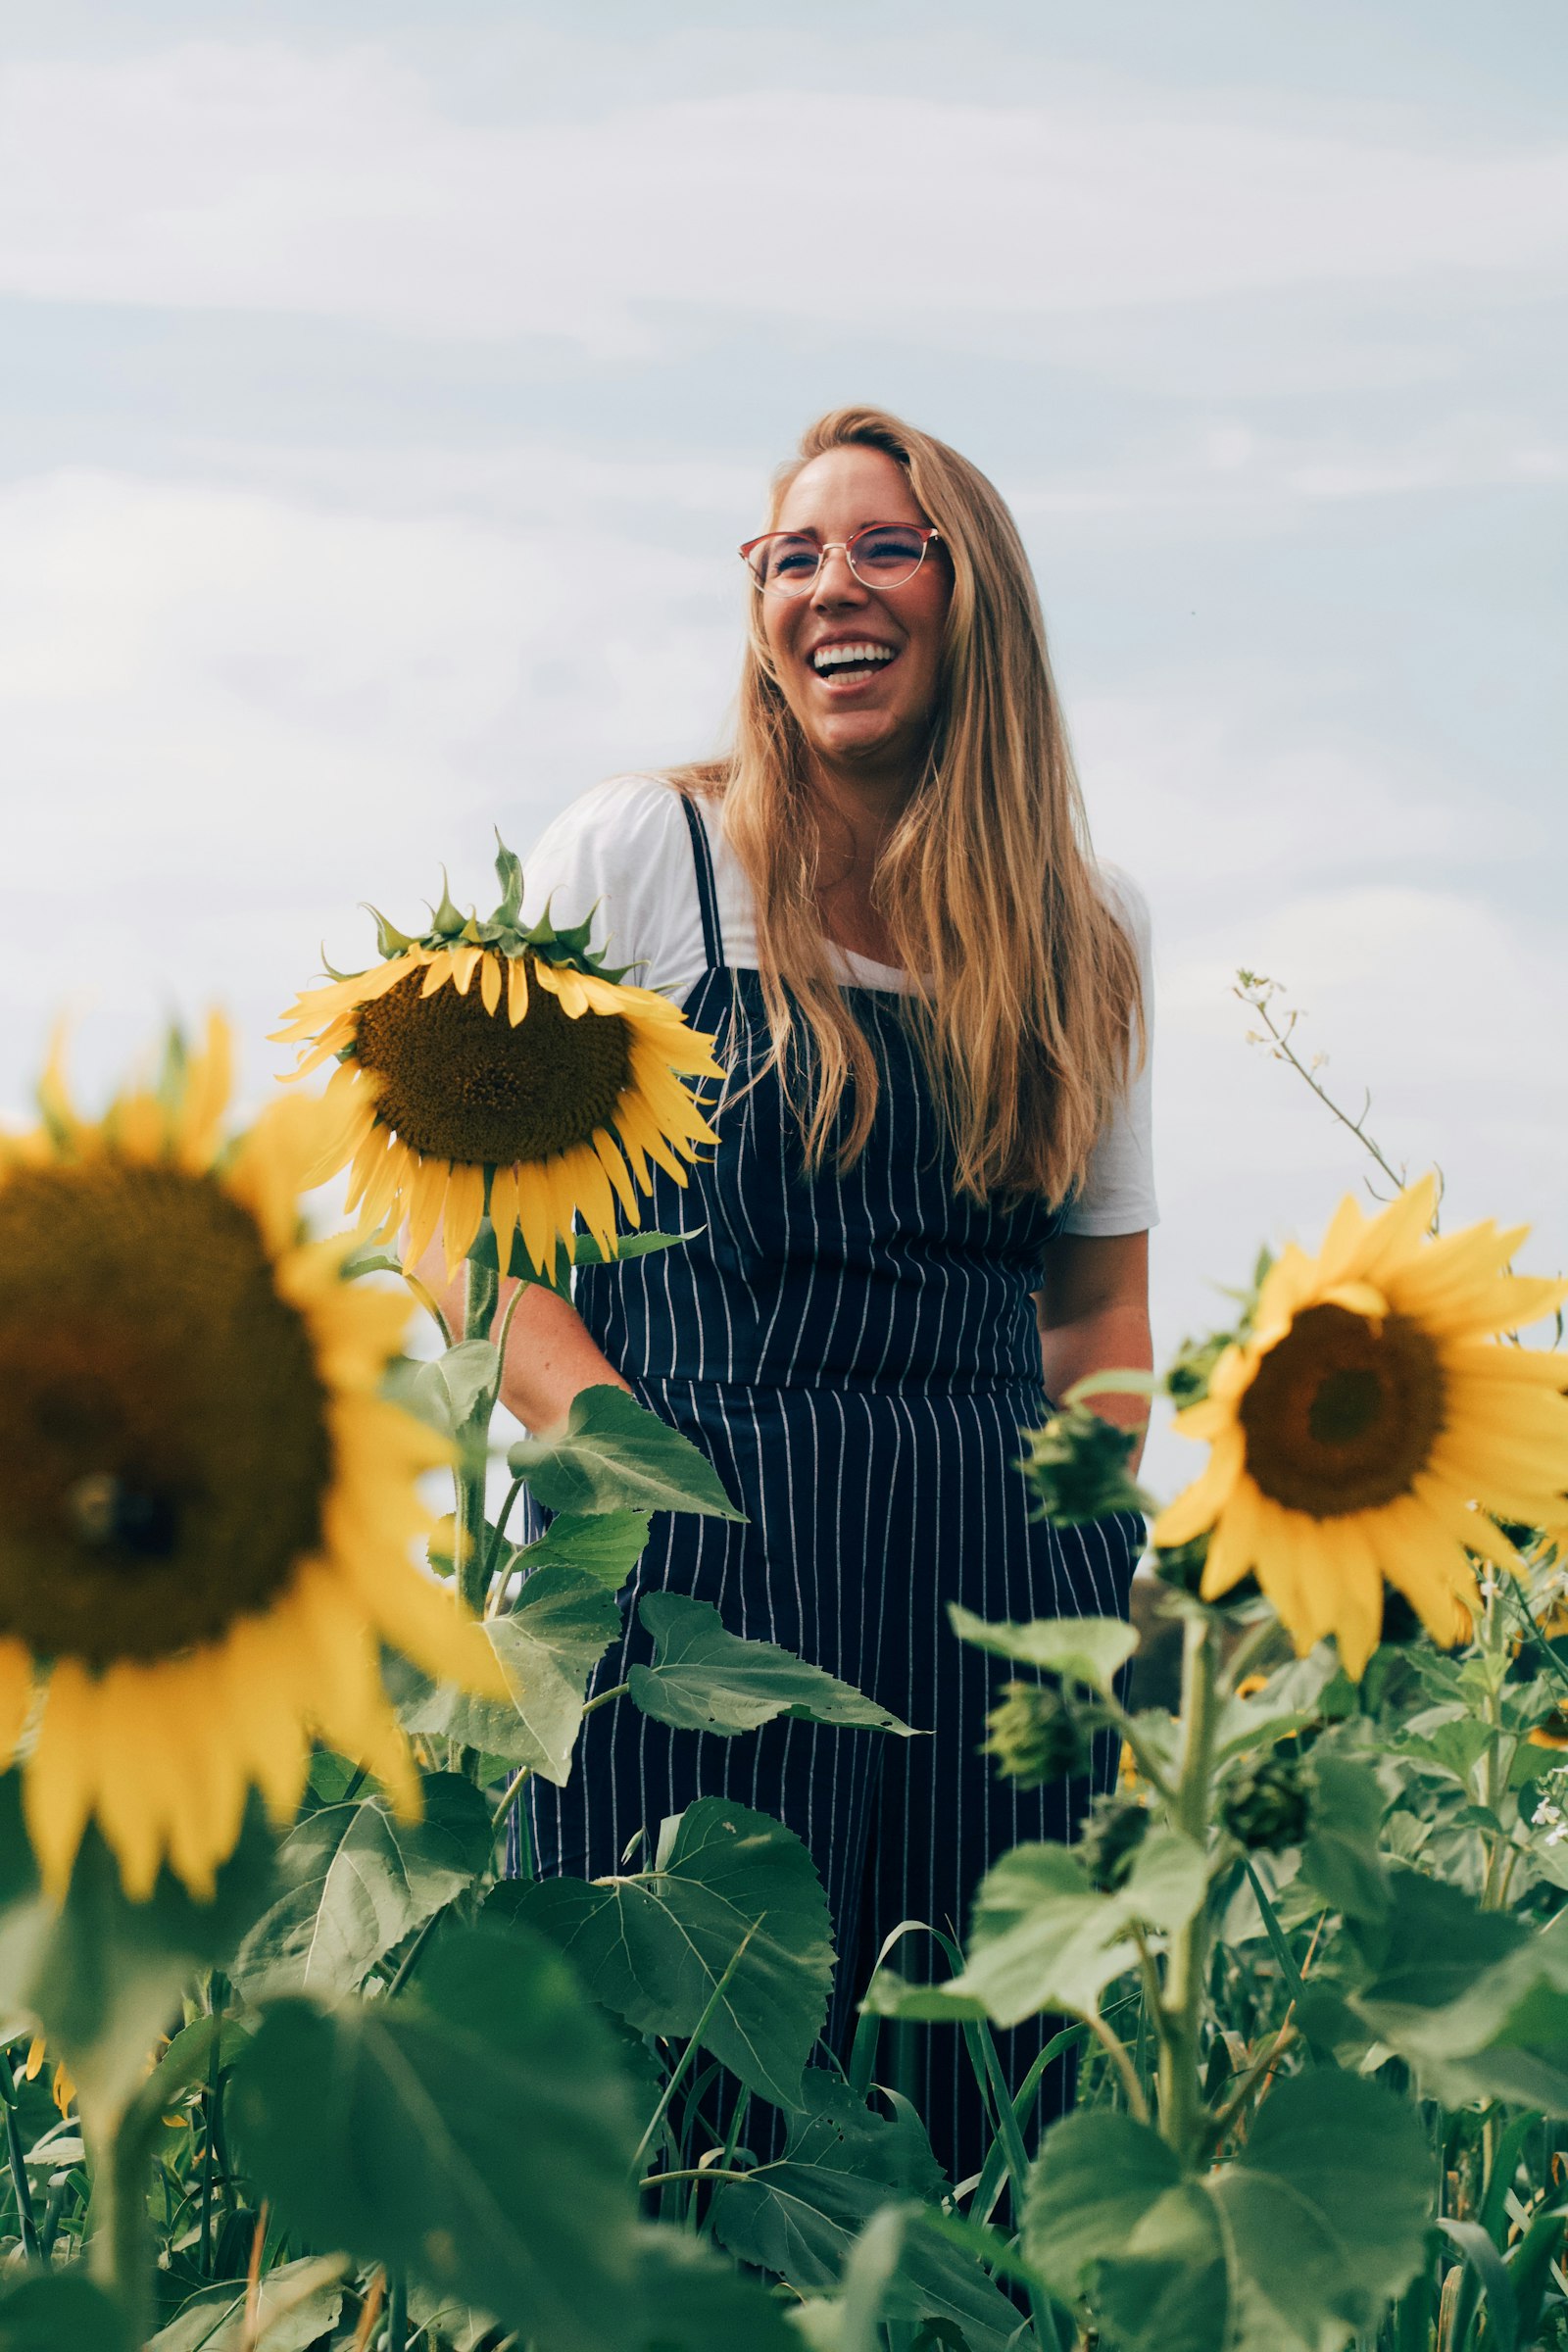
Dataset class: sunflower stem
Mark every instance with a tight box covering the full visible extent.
[1155,1610,1221,2167]
[86,2099,153,2348]
[456,1250,501,1625]
[0,2058,40,2260]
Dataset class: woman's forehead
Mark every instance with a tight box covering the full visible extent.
[773,445,928,531]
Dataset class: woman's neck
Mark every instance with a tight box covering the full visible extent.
[808,758,918,966]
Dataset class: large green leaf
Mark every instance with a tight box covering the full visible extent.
[409,1338,500,1434]
[1348,1871,1568,2112]
[633,2230,799,2351]
[948,1604,1137,1693]
[629,1595,913,1737]
[1024,2071,1433,2351]
[146,2257,346,2351]
[942,1828,1207,2028]
[0,2273,130,2352]
[1297,1754,1393,1927]
[710,2078,1020,2349]
[508,1386,744,1519]
[230,1775,492,1999]
[514,1508,652,1591]
[0,1775,276,2114]
[493,1797,832,2107]
[390,1564,621,1784]
[230,1921,643,2352]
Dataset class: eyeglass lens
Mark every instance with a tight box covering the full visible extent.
[748,524,930,596]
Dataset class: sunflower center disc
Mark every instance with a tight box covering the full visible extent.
[1239,1300,1446,1518]
[0,1161,333,1666]
[356,965,632,1164]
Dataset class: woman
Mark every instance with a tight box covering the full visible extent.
[503,407,1153,2178]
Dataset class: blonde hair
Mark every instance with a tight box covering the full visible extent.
[671,405,1143,1206]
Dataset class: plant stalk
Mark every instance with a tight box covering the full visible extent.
[86,2101,153,2349]
[0,2062,39,2259]
[1155,1611,1221,2167]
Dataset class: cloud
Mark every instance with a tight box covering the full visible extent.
[1,42,1563,348]
[0,464,743,1113]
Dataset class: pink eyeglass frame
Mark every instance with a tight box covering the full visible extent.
[738,523,943,597]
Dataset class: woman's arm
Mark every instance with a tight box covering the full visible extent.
[420,1249,631,1434]
[1034,1229,1152,1473]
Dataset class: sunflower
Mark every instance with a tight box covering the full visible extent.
[0,1017,508,1903]
[272,842,723,1280]
[1154,1177,1568,1678]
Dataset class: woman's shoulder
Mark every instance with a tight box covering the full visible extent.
[1092,858,1152,955]
[517,772,710,1002]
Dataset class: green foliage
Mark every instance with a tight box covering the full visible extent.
[949,1831,1207,2028]
[231,1922,643,2352]
[390,1564,621,1782]
[146,2256,346,2350]
[978,1680,1096,1787]
[629,1594,913,1737]
[508,1384,745,1519]
[0,1777,275,2113]
[948,1603,1139,1692]
[1025,2073,1432,2351]
[495,1798,833,2108]
[1016,1405,1151,1524]
[231,1775,493,1999]
[513,1505,652,1589]
[710,2077,1022,2349]
[0,2272,130,2351]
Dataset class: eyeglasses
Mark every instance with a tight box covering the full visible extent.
[739,521,942,598]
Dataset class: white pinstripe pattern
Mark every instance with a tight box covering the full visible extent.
[519,799,1142,2180]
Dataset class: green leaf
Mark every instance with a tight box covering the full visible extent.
[1024,2072,1432,2352]
[146,2257,347,2351]
[575,1230,697,1267]
[230,1775,492,1999]
[410,1338,499,1434]
[633,2230,799,2351]
[514,1508,652,1591]
[948,1605,1138,1693]
[0,2273,130,2352]
[0,1776,276,2115]
[230,1922,643,2352]
[629,1595,913,1738]
[944,1828,1206,2028]
[508,1387,744,1520]
[389,1565,621,1784]
[1438,2221,1516,2352]
[493,1798,832,2108]
[1297,1753,1393,1926]
[710,2078,1020,2350]
[1349,1876,1568,2112]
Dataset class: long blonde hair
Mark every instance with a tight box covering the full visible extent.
[672,405,1144,1207]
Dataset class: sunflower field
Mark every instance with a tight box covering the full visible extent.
[1,841,1566,2352]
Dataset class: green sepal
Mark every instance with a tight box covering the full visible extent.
[360,902,419,957]
[427,867,467,938]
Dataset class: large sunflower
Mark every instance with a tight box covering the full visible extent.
[272,842,723,1278]
[0,1017,508,1902]
[1154,1177,1568,1677]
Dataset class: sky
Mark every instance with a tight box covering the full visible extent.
[1,1,1562,1492]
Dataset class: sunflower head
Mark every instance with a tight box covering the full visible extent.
[272,836,724,1280]
[1153,1178,1568,1679]
[0,1017,507,1902]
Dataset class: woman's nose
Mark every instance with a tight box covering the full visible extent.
[811,543,866,604]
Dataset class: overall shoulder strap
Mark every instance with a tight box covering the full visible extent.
[678,791,725,968]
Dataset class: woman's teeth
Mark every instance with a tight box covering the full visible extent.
[810,642,897,677]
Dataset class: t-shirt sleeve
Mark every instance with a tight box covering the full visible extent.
[516,773,709,1006]
[1058,866,1158,1237]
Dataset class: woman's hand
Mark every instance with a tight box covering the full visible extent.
[417,1245,632,1436]
[1035,1230,1152,1473]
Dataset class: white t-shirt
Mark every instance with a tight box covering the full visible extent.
[518,772,1156,1238]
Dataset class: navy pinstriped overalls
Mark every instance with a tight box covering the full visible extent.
[523,791,1141,2180]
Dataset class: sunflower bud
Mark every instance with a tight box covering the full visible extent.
[1019,1406,1147,1527]
[980,1680,1096,1787]
[1219,1751,1315,1852]
[1078,1791,1152,1890]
